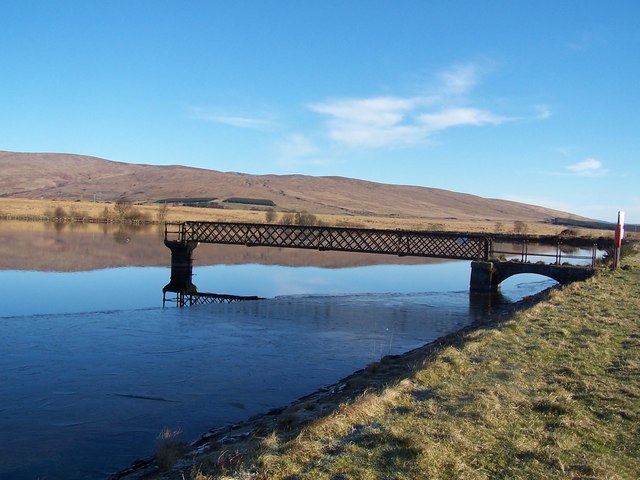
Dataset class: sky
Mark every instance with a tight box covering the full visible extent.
[1,1,638,223]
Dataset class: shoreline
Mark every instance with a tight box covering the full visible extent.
[111,287,553,479]
[112,248,639,479]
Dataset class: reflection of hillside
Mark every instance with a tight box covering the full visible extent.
[0,222,436,272]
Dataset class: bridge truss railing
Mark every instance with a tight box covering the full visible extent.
[165,222,611,269]
[489,239,601,267]
[163,291,262,308]
[165,221,490,261]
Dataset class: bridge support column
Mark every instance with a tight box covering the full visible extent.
[470,261,498,292]
[163,240,199,296]
[471,260,596,292]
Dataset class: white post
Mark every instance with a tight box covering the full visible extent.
[613,211,625,268]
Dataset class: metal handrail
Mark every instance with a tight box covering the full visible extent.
[164,222,185,242]
[164,221,604,267]
[490,241,599,267]
[171,221,491,261]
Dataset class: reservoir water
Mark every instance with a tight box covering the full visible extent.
[0,222,556,479]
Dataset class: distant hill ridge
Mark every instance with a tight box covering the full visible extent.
[0,151,583,222]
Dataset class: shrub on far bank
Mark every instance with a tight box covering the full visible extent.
[44,205,87,220]
[513,220,528,234]
[42,199,151,223]
[279,211,320,226]
[112,199,151,222]
[156,203,169,223]
[54,206,67,218]
[265,208,277,223]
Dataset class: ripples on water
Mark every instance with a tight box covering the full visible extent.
[0,225,559,478]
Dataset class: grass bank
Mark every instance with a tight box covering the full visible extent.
[135,248,640,480]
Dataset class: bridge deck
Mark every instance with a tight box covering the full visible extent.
[164,221,605,297]
[166,221,490,261]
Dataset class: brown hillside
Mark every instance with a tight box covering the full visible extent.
[0,151,581,222]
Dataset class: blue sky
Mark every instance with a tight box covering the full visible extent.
[1,1,638,223]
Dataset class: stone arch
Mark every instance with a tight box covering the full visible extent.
[471,261,595,292]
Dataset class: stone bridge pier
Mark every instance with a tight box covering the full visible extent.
[163,240,199,295]
[470,261,596,292]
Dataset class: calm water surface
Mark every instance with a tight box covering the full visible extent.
[0,223,556,479]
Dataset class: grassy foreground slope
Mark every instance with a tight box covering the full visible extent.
[160,249,640,480]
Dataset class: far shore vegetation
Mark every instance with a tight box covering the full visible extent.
[0,197,632,241]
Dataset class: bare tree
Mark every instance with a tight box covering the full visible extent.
[294,211,318,226]
[113,198,134,221]
[264,208,277,223]
[156,203,169,223]
[101,206,111,222]
[280,212,296,225]
[513,220,528,234]
[53,206,67,219]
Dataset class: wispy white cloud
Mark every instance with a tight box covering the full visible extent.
[278,133,319,158]
[418,108,505,131]
[553,145,577,157]
[533,104,552,119]
[308,63,531,149]
[190,107,278,131]
[539,158,609,178]
[310,96,418,128]
[566,158,608,176]
[437,63,479,96]
[309,96,428,148]
[275,133,333,168]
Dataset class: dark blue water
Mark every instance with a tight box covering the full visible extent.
[0,224,556,479]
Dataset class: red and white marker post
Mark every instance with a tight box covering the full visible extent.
[613,211,625,269]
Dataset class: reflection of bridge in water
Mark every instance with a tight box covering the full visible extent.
[163,221,608,306]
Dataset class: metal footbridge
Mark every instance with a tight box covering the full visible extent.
[163,221,605,306]
[165,221,490,260]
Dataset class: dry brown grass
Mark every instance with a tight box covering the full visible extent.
[0,197,613,238]
[156,428,185,471]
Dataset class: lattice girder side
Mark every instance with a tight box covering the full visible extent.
[184,293,261,306]
[189,295,238,306]
[175,221,490,261]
